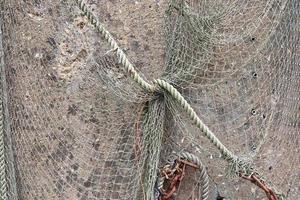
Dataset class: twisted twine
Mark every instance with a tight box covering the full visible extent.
[0,97,7,200]
[0,17,7,200]
[75,0,154,92]
[75,1,285,199]
[75,0,237,169]
[155,80,235,160]
[179,152,209,200]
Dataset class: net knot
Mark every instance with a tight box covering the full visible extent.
[226,156,254,177]
[153,79,180,99]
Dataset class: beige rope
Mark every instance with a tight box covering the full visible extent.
[74,1,285,199]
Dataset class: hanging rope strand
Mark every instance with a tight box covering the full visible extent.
[155,79,235,160]
[75,0,236,168]
[75,0,155,92]
[0,97,7,200]
[74,1,286,199]
[179,152,210,200]
[0,18,7,200]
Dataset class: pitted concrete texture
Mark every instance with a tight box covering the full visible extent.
[1,0,299,199]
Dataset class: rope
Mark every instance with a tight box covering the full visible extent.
[75,1,285,199]
[75,0,237,168]
[179,152,209,200]
[155,176,164,200]
[74,0,155,92]
[155,79,235,160]
[0,97,7,200]
[0,17,7,200]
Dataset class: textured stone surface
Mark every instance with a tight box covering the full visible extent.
[1,0,299,200]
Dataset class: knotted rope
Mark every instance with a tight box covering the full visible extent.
[75,0,240,174]
[74,1,285,199]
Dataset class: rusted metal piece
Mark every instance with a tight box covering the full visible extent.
[178,159,200,169]
[239,173,278,200]
[158,159,199,200]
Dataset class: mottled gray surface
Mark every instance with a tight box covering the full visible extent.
[1,0,299,200]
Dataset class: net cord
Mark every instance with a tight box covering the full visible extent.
[75,0,286,199]
[75,0,239,173]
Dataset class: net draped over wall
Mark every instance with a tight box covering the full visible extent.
[0,0,299,199]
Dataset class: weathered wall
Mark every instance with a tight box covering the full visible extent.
[1,0,299,200]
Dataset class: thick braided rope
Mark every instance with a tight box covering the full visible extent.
[155,79,236,161]
[155,176,164,200]
[75,0,237,164]
[179,152,209,200]
[156,176,164,192]
[74,1,287,199]
[0,97,7,200]
[75,0,154,92]
[0,18,7,200]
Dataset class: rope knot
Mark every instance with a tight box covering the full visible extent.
[153,79,180,98]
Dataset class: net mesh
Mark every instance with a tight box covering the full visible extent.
[0,0,299,199]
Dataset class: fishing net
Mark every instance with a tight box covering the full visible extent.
[0,0,299,199]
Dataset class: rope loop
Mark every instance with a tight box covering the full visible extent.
[74,1,286,199]
[76,0,252,180]
[179,152,209,200]
[156,152,209,200]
